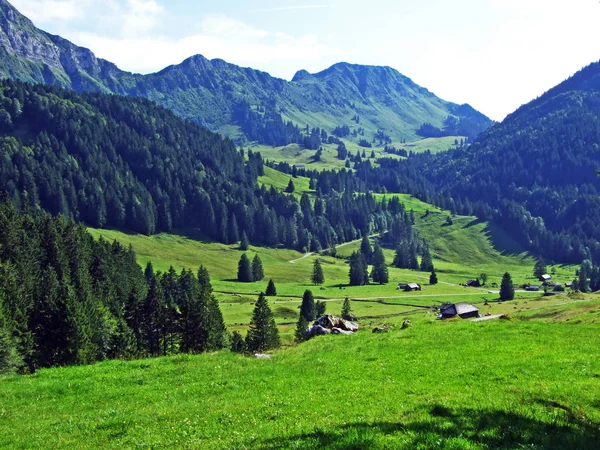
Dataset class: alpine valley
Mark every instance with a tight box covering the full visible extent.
[0,1,599,449]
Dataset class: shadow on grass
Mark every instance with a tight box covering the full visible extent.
[249,404,600,449]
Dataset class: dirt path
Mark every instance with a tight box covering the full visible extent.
[288,233,381,264]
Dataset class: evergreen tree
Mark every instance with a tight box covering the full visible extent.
[349,251,368,286]
[370,244,388,284]
[237,254,253,282]
[230,331,247,353]
[246,293,280,352]
[315,300,326,317]
[197,265,211,290]
[578,262,591,293]
[239,231,249,251]
[295,315,309,342]
[265,279,277,296]
[0,308,21,374]
[429,270,438,285]
[420,244,434,272]
[311,259,325,285]
[341,297,353,320]
[300,290,316,321]
[285,179,295,193]
[252,254,264,281]
[144,261,154,284]
[360,235,373,265]
[533,259,547,279]
[499,272,515,301]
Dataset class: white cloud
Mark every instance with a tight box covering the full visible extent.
[10,0,91,22]
[73,14,332,75]
[252,5,328,12]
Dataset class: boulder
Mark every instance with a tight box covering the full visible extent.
[305,324,331,338]
[331,327,353,335]
[401,319,412,329]
[314,314,359,332]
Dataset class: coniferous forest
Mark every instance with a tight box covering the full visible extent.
[0,79,412,252]
[0,200,227,373]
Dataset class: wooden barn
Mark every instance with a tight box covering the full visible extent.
[439,302,480,319]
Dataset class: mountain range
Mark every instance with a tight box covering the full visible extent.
[0,0,492,143]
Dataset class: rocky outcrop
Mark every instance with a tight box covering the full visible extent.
[305,314,358,339]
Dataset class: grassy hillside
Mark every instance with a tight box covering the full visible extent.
[253,136,462,172]
[1,303,599,449]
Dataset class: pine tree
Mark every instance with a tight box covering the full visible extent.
[360,235,373,265]
[239,231,249,251]
[144,261,154,284]
[429,270,438,285]
[246,293,280,352]
[311,259,325,285]
[341,297,353,320]
[230,331,247,353]
[420,244,434,272]
[252,254,264,281]
[285,179,295,193]
[265,279,277,296]
[315,300,326,317]
[579,262,590,293]
[237,254,253,282]
[300,290,315,321]
[0,307,21,374]
[197,265,211,290]
[349,251,368,286]
[295,315,309,342]
[370,244,388,284]
[499,272,515,301]
[533,259,547,279]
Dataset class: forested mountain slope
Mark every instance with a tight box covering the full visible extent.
[0,79,416,251]
[0,0,492,143]
[414,61,600,263]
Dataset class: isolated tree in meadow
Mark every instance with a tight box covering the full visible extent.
[341,297,353,320]
[246,293,280,352]
[265,279,277,296]
[499,272,515,301]
[252,254,264,281]
[311,259,325,285]
[533,259,547,279]
[429,270,438,285]
[360,235,373,265]
[300,290,316,322]
[371,244,389,284]
[315,300,327,317]
[479,273,488,286]
[285,179,295,193]
[237,254,253,282]
[239,231,249,251]
[295,315,309,342]
[349,251,368,286]
[420,245,434,272]
[578,262,590,293]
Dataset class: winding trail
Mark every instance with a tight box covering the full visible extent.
[288,233,381,264]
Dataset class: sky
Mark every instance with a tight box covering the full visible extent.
[9,0,600,121]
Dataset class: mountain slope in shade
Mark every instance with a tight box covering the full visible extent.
[417,60,600,263]
[0,0,492,142]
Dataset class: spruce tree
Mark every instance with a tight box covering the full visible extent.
[420,244,434,272]
[0,308,21,375]
[578,262,590,293]
[429,270,438,285]
[265,279,277,296]
[349,251,368,286]
[197,265,211,290]
[311,259,325,285]
[315,300,327,317]
[239,231,250,251]
[360,235,373,265]
[246,293,280,352]
[252,254,264,281]
[300,290,316,321]
[499,272,515,301]
[230,331,247,353]
[371,244,388,284]
[295,315,309,342]
[341,297,353,320]
[285,179,295,193]
[237,254,253,282]
[533,259,547,279]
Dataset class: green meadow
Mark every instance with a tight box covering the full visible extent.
[1,296,599,449]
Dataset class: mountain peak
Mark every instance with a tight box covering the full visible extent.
[291,69,312,82]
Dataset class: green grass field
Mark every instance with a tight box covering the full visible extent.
[1,296,599,449]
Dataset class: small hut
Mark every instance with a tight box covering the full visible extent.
[439,302,479,319]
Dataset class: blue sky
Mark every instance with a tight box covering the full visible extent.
[10,0,600,120]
